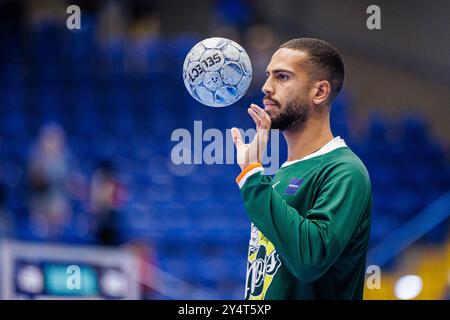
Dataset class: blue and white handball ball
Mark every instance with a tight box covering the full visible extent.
[182,37,252,107]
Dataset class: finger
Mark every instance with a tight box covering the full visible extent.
[231,127,244,147]
[251,104,271,127]
[250,103,265,117]
[248,108,261,126]
[259,118,269,130]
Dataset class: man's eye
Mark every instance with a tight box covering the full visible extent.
[278,74,289,81]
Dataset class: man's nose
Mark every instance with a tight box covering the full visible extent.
[262,78,274,96]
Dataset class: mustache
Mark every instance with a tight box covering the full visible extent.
[263,96,280,105]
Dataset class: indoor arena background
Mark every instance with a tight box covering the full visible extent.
[0,0,448,299]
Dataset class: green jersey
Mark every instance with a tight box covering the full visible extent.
[236,137,372,300]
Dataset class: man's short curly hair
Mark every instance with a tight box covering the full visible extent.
[280,38,345,103]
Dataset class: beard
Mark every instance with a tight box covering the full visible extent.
[266,94,310,131]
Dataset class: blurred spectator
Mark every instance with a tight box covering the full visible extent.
[27,123,73,237]
[90,159,127,246]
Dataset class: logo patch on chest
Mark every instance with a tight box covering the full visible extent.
[283,178,304,195]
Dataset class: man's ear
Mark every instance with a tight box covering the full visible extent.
[312,80,331,105]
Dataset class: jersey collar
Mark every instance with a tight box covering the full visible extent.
[280,136,347,168]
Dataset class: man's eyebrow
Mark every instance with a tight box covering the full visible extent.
[266,69,295,75]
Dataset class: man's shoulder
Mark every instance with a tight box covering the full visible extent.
[275,145,371,185]
[320,146,371,183]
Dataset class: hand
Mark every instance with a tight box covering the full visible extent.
[232,103,272,170]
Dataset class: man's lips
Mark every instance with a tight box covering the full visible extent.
[263,100,279,110]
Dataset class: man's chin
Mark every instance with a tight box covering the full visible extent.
[268,115,283,130]
[269,113,298,131]
[266,108,295,130]
[265,108,278,120]
[266,113,277,128]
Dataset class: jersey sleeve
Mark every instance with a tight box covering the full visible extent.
[236,161,371,282]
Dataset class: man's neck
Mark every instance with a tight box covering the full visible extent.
[283,112,334,162]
